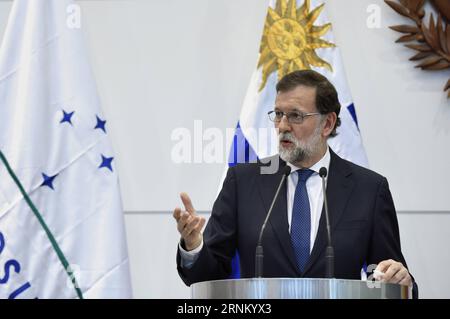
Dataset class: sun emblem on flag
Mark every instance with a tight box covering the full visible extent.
[258,0,336,91]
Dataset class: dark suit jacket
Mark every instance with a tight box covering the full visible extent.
[177,149,418,298]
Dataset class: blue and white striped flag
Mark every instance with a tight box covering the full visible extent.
[229,0,368,168]
[0,0,132,298]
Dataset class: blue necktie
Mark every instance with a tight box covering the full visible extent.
[291,169,314,273]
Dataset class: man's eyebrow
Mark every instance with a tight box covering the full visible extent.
[274,106,304,113]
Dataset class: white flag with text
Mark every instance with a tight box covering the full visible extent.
[0,0,132,298]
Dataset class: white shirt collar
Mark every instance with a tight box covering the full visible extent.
[286,147,331,175]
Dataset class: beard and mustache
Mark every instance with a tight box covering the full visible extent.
[278,121,324,165]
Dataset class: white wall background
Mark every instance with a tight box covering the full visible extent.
[0,0,449,298]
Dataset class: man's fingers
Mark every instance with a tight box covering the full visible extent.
[375,259,394,274]
[374,260,411,286]
[382,262,402,282]
[177,212,192,233]
[180,192,195,214]
[188,217,206,237]
[174,195,204,247]
[392,268,408,284]
[182,216,205,238]
[196,218,206,232]
[181,216,198,237]
[173,207,182,221]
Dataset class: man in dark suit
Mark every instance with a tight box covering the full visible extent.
[173,70,417,297]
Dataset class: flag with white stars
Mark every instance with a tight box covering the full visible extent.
[0,0,132,298]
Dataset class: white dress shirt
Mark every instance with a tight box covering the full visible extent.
[179,148,331,267]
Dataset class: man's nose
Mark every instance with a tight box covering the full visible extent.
[277,115,291,133]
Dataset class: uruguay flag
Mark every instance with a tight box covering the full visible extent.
[0,0,132,298]
[228,0,369,278]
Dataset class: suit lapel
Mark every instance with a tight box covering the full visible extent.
[303,150,355,275]
[257,157,300,274]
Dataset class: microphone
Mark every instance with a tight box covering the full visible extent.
[319,167,334,278]
[255,165,291,278]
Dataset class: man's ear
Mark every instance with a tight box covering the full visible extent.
[322,112,337,137]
